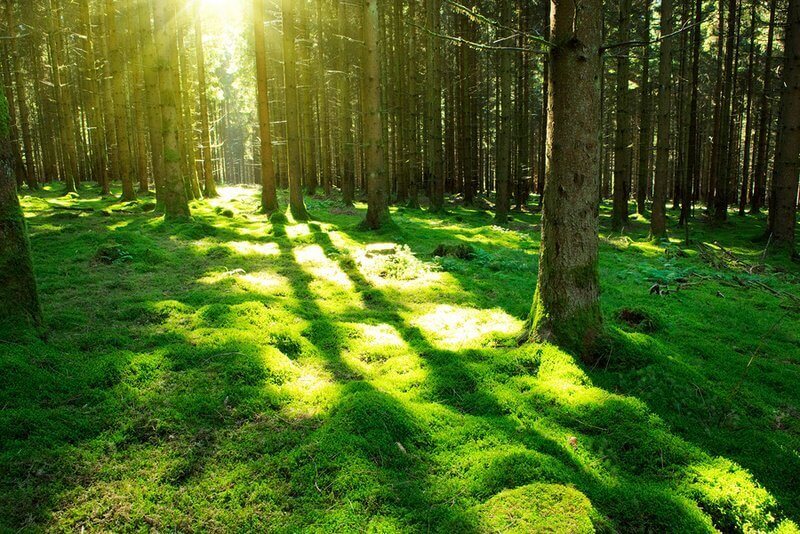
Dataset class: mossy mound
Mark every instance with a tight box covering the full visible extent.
[478,483,597,533]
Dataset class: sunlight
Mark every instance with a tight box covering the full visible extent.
[293,245,353,290]
[412,305,522,349]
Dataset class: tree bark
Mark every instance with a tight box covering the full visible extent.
[361,0,390,229]
[254,0,278,213]
[282,0,309,220]
[768,0,800,251]
[652,0,673,237]
[529,0,603,359]
[637,0,653,215]
[0,90,41,329]
[751,0,777,213]
[612,0,632,230]
[155,0,190,219]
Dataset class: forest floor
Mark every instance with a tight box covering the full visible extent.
[2,185,799,532]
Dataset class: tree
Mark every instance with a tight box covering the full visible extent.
[196,3,217,198]
[529,0,603,359]
[336,0,355,207]
[155,0,190,219]
[0,91,41,329]
[767,0,800,252]
[612,0,632,230]
[637,0,653,216]
[425,0,444,212]
[282,0,309,220]
[254,0,278,213]
[494,1,513,225]
[361,0,390,230]
[751,0,777,214]
[713,0,738,222]
[105,0,135,201]
[651,0,673,237]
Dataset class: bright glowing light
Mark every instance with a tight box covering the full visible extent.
[413,305,522,348]
[293,245,353,289]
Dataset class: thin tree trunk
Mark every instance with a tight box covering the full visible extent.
[254,0,278,213]
[196,6,217,198]
[612,0,632,230]
[652,0,673,237]
[637,0,652,215]
[751,0,777,213]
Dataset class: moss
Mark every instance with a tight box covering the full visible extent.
[0,92,9,139]
[478,484,597,533]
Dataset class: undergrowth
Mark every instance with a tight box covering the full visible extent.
[0,184,798,532]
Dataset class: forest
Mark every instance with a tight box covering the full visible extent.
[0,0,799,531]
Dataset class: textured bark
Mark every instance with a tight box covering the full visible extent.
[652,0,673,237]
[612,0,632,230]
[105,0,135,200]
[751,0,777,213]
[0,91,41,329]
[738,0,757,216]
[361,0,390,230]
[139,0,164,204]
[337,0,355,206]
[50,0,79,194]
[529,0,603,359]
[254,0,278,213]
[425,0,444,212]
[282,0,309,220]
[768,0,800,251]
[5,0,37,190]
[637,0,653,215]
[196,7,217,198]
[494,0,512,224]
[315,0,332,197]
[155,0,190,219]
[713,0,738,221]
[684,0,702,236]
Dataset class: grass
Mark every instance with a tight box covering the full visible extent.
[1,183,798,532]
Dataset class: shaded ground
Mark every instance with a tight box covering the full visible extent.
[1,184,798,532]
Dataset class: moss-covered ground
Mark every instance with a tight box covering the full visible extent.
[1,184,798,532]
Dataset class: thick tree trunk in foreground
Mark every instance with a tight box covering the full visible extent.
[768,0,800,252]
[652,0,673,237]
[361,0,390,229]
[529,0,603,359]
[0,91,41,329]
[254,0,278,213]
[155,0,190,220]
[282,0,309,220]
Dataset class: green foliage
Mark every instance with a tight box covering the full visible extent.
[1,185,798,531]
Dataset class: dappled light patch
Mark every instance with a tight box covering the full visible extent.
[412,305,521,349]
[293,244,354,292]
[353,243,440,287]
[478,483,597,533]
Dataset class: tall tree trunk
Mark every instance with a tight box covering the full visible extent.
[155,0,190,219]
[196,6,217,198]
[767,0,800,252]
[751,0,777,213]
[50,0,79,194]
[140,0,164,205]
[106,0,135,200]
[5,0,37,190]
[254,0,278,213]
[425,0,444,212]
[0,91,42,329]
[337,0,355,206]
[637,0,653,215]
[738,0,757,215]
[494,1,512,224]
[361,0,390,229]
[315,0,332,197]
[683,0,702,238]
[612,0,632,230]
[282,0,309,220]
[529,0,603,359]
[652,0,673,237]
[713,0,738,221]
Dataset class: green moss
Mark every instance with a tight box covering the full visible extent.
[1,186,797,531]
[0,92,9,139]
[478,484,597,533]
